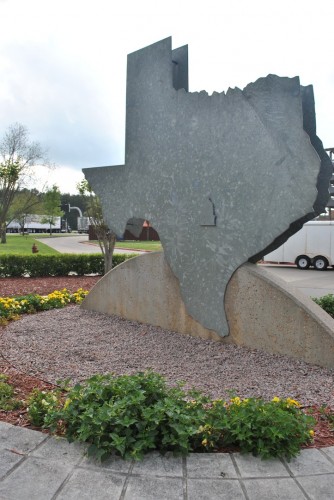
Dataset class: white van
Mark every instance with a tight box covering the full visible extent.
[263,221,334,270]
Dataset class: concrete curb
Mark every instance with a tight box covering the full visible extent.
[1,423,334,499]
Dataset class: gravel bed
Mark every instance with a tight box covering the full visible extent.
[1,306,333,407]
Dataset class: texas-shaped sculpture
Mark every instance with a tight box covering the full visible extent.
[83,37,331,336]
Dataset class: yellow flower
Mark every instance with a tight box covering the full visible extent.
[286,398,301,408]
[201,438,208,446]
[272,397,280,403]
[230,397,241,405]
[64,398,72,409]
[309,430,315,437]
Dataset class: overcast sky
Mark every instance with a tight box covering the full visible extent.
[0,0,333,193]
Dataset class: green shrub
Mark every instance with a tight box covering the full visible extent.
[0,374,22,411]
[44,371,210,460]
[43,371,315,462]
[313,294,334,318]
[0,255,27,277]
[213,396,315,460]
[27,388,61,427]
[0,253,135,278]
[319,404,334,430]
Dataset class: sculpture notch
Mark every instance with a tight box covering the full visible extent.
[84,37,331,336]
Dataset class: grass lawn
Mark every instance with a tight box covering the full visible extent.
[115,241,162,252]
[0,235,60,255]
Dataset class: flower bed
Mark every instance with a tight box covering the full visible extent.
[0,288,88,324]
[1,371,317,461]
[1,277,333,456]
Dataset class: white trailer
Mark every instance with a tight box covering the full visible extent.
[263,221,334,270]
[77,216,90,234]
[7,215,61,234]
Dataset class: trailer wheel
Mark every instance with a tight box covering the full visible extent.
[296,255,311,269]
[313,256,328,271]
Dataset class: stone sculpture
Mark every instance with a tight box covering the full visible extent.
[83,37,331,336]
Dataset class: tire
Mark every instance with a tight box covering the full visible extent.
[296,255,311,269]
[313,256,328,271]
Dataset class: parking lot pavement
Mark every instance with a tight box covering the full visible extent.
[261,264,334,298]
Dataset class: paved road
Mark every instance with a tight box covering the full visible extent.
[262,264,334,298]
[36,235,138,255]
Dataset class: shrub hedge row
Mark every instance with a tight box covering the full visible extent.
[0,253,135,278]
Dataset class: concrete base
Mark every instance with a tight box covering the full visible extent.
[82,252,221,342]
[82,253,334,368]
[225,264,334,368]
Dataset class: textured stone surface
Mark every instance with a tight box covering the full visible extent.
[57,469,126,500]
[284,448,334,476]
[242,478,306,500]
[1,423,334,500]
[186,454,237,479]
[0,424,47,454]
[83,37,331,336]
[186,479,246,500]
[0,457,74,500]
[297,474,334,500]
[131,452,182,477]
[233,453,289,478]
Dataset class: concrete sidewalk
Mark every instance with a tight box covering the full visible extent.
[1,422,333,499]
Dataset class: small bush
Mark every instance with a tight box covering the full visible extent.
[313,294,334,318]
[0,374,22,411]
[319,404,334,430]
[0,253,135,278]
[44,371,210,460]
[42,371,315,462]
[214,396,315,460]
[27,388,61,427]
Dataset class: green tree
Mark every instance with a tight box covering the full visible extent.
[0,123,50,243]
[41,185,64,236]
[77,179,116,273]
[7,188,44,233]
